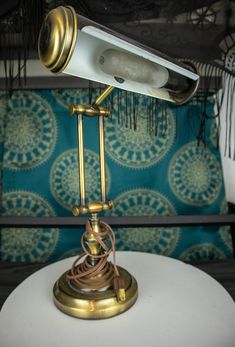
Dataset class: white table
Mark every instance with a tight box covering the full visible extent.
[0,252,235,347]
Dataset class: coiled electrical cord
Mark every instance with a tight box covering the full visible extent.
[67,220,120,291]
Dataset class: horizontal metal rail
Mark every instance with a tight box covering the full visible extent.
[1,215,235,228]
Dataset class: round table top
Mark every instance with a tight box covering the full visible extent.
[0,252,235,347]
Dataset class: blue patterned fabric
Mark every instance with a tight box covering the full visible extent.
[0,89,233,262]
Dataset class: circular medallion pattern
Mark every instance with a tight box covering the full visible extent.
[50,148,111,210]
[0,91,7,143]
[188,6,216,31]
[209,119,219,148]
[179,243,226,262]
[1,191,59,262]
[168,141,222,206]
[109,189,179,255]
[219,199,233,252]
[105,98,175,168]
[4,91,57,169]
[52,89,93,109]
[219,33,235,73]
[219,228,233,252]
[0,161,2,198]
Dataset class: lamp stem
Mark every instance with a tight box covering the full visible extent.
[77,114,86,205]
[99,115,106,203]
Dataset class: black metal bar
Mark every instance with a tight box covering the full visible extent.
[1,215,235,228]
[0,76,220,90]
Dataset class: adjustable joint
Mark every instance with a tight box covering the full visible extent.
[72,205,88,216]
[72,200,113,216]
[69,104,110,117]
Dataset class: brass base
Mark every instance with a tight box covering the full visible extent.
[53,266,138,319]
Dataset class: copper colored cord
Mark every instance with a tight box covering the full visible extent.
[67,220,120,291]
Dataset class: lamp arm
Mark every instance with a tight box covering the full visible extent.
[98,114,106,203]
[71,85,115,215]
[94,85,115,106]
[77,114,86,206]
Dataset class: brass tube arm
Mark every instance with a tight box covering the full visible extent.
[70,85,115,215]
[77,114,86,206]
[94,85,115,106]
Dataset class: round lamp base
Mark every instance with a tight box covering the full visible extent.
[53,266,138,319]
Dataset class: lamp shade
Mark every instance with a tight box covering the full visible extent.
[38,6,199,104]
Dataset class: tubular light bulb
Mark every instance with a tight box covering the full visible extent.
[98,49,169,87]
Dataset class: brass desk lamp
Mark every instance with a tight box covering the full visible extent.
[38,6,199,319]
